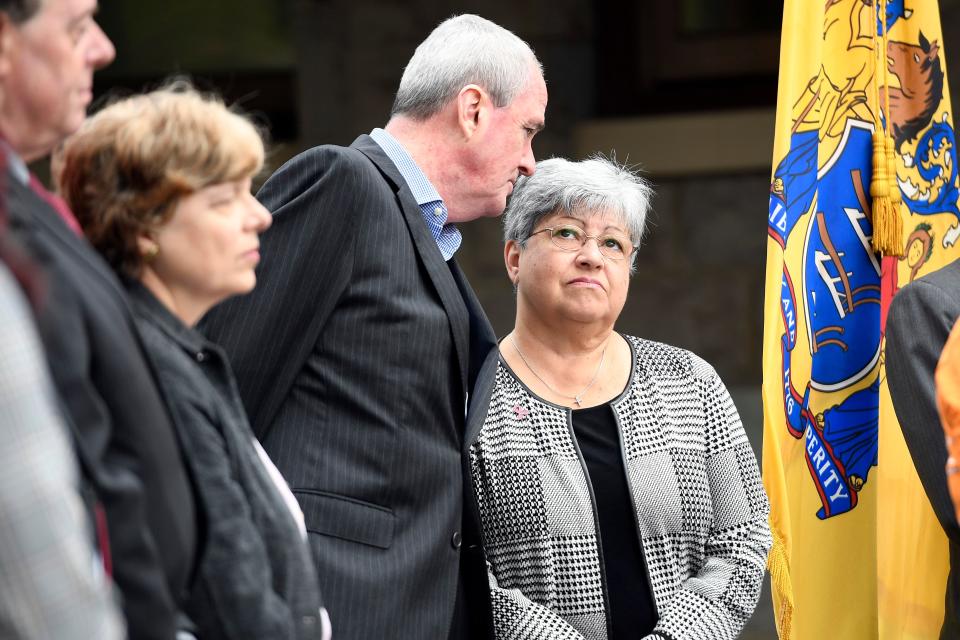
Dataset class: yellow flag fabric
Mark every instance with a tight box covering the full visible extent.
[762,1,958,637]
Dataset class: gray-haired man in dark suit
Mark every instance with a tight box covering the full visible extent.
[201,14,547,640]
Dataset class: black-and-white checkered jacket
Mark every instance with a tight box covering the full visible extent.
[468,335,771,640]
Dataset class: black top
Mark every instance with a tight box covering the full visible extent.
[572,403,657,638]
[128,283,325,640]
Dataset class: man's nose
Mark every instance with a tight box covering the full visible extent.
[519,142,536,177]
[88,22,116,70]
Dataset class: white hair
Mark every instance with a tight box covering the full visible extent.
[503,156,653,272]
[391,14,541,120]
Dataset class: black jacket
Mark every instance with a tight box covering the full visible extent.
[129,283,325,640]
[6,171,197,640]
[201,136,496,640]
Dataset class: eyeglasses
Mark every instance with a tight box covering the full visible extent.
[528,224,635,260]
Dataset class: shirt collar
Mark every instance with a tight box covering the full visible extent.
[1,140,30,187]
[369,128,443,206]
[126,279,210,355]
[369,127,462,260]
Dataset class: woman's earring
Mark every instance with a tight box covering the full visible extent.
[143,244,160,262]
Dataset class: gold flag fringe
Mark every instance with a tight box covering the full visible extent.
[768,525,794,640]
[871,0,904,256]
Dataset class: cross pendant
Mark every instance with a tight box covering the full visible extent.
[574,397,582,407]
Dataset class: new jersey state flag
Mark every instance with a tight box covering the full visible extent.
[762,0,959,638]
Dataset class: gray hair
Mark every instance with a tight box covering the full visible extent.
[503,156,652,272]
[391,14,541,120]
[0,0,40,23]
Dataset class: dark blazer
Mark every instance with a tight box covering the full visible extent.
[886,257,960,640]
[128,283,324,640]
[6,173,197,640]
[200,135,497,640]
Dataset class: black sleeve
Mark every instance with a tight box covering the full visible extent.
[170,398,296,639]
[886,277,960,542]
[199,146,367,436]
[40,275,180,640]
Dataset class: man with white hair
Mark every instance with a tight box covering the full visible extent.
[201,14,547,640]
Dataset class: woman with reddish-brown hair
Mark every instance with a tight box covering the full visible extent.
[58,82,328,640]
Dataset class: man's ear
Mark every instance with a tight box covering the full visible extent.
[456,84,485,139]
[504,239,522,286]
[0,13,18,79]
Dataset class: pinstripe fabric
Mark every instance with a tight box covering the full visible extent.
[200,136,496,640]
[468,337,771,640]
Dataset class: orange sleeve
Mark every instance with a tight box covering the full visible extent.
[935,317,960,525]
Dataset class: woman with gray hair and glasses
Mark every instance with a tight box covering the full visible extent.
[466,156,770,639]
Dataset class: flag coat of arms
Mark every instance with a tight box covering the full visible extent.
[763,0,959,637]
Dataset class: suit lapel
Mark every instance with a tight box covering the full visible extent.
[449,259,497,394]
[353,135,471,395]
[7,175,128,300]
[462,347,500,451]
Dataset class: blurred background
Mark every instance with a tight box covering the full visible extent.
[79,1,960,637]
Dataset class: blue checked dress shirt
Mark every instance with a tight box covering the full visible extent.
[369,128,462,260]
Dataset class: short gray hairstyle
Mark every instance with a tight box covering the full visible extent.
[391,14,541,120]
[0,0,40,23]
[503,156,652,272]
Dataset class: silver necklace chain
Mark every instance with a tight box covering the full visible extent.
[509,335,607,407]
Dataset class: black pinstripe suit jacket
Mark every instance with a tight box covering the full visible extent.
[887,258,960,639]
[200,135,497,640]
